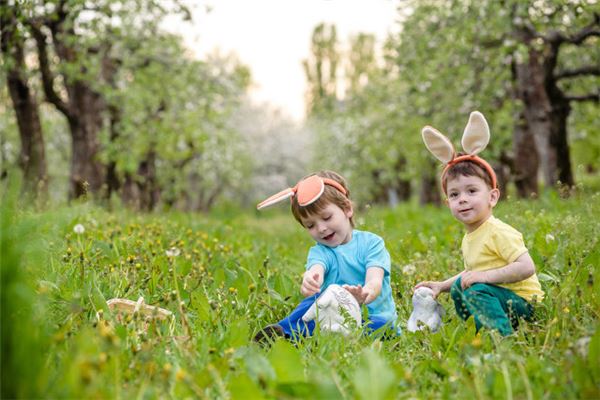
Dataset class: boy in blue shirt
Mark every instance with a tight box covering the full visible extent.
[253,170,398,342]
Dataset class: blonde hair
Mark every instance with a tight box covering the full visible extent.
[290,170,354,227]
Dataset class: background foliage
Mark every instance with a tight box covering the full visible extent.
[2,0,598,208]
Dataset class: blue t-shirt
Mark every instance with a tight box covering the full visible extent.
[305,230,397,323]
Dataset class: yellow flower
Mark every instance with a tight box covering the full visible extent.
[175,368,187,382]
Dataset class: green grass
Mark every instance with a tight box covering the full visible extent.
[2,187,599,399]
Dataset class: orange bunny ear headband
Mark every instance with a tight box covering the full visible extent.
[421,111,497,194]
[257,174,347,210]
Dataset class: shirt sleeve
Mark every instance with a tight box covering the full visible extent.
[491,226,528,264]
[364,234,391,275]
[306,245,330,273]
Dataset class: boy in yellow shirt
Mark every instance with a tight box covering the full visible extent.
[415,111,544,336]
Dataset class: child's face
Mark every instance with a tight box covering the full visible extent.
[446,174,499,233]
[300,203,353,247]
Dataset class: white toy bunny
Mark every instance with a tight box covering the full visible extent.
[301,284,361,335]
[407,287,445,333]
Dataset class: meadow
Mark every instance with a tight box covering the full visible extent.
[2,185,599,399]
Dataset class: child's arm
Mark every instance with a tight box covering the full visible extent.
[460,252,535,289]
[343,267,384,304]
[414,272,462,298]
[301,264,325,297]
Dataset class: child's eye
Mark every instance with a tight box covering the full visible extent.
[468,188,478,194]
[449,192,458,198]
[305,224,314,229]
[323,215,331,220]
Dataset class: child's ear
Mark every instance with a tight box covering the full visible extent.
[346,206,354,218]
[489,188,500,206]
[345,205,354,219]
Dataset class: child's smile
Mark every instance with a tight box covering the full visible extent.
[322,232,335,242]
[301,203,354,247]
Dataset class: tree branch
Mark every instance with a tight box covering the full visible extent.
[565,92,599,103]
[556,66,600,80]
[546,12,600,45]
[28,22,72,118]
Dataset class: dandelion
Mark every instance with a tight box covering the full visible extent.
[402,264,416,275]
[165,247,180,257]
[545,233,555,243]
[175,368,187,382]
[73,224,85,234]
[224,347,235,356]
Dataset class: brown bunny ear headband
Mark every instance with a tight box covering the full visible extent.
[421,111,497,193]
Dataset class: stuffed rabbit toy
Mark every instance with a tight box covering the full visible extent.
[302,284,361,335]
[407,287,445,333]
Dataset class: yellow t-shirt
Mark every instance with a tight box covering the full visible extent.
[462,216,544,302]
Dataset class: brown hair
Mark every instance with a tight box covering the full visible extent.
[442,159,494,193]
[291,170,354,227]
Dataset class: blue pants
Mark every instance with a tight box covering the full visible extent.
[450,277,533,336]
[277,294,398,338]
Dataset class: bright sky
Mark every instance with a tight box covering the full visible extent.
[172,0,400,121]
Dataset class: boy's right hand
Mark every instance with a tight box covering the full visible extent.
[413,281,443,299]
[301,272,323,297]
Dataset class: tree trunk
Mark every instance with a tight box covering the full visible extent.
[29,14,106,200]
[514,48,557,188]
[66,85,106,199]
[0,7,47,200]
[512,109,539,198]
[547,84,574,187]
[121,150,159,211]
[136,149,160,211]
[419,160,441,205]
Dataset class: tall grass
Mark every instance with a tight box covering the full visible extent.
[1,184,598,398]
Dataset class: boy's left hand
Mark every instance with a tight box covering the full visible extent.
[460,271,488,289]
[342,284,377,305]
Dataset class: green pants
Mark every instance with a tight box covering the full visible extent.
[450,277,533,336]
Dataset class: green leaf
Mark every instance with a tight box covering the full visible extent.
[225,319,249,348]
[268,340,305,384]
[228,373,265,400]
[191,292,211,322]
[351,348,396,400]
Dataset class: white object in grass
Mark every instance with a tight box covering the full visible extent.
[407,287,444,333]
[106,296,173,320]
[301,284,361,335]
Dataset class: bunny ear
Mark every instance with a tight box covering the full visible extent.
[256,188,295,210]
[422,126,455,164]
[316,289,333,309]
[462,111,490,155]
[301,303,317,322]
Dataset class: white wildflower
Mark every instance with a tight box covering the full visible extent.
[73,224,85,234]
[575,337,591,358]
[402,264,416,275]
[165,247,181,257]
[545,233,555,243]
